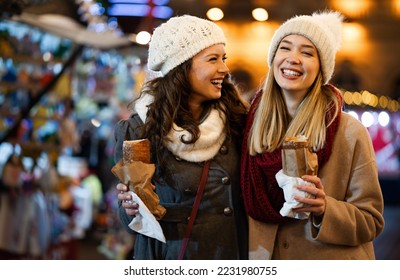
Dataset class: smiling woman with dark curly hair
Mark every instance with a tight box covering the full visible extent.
[114,15,249,260]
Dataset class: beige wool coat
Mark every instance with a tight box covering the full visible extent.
[248,112,385,260]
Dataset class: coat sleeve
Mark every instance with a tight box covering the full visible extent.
[113,114,143,164]
[311,114,385,246]
[113,114,144,235]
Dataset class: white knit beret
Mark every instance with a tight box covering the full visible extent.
[148,15,226,76]
[268,10,344,84]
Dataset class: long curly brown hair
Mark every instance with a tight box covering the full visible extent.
[130,59,249,169]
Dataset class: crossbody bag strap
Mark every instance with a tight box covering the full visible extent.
[177,160,211,260]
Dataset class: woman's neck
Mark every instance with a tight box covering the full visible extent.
[282,89,307,117]
[189,101,203,122]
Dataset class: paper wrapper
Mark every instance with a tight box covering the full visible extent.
[127,191,166,243]
[276,170,315,219]
[282,136,318,177]
[111,139,166,220]
[278,136,318,219]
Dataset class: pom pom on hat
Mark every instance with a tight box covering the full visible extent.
[268,10,344,84]
[148,15,226,77]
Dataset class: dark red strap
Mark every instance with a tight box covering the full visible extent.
[177,160,211,260]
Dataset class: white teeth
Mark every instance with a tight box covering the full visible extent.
[283,69,301,76]
[211,80,223,85]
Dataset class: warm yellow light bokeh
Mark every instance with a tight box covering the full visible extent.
[217,21,278,89]
[341,22,369,56]
[393,0,400,16]
[331,0,372,18]
[252,8,269,21]
[206,7,224,21]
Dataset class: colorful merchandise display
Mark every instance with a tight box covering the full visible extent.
[0,19,144,259]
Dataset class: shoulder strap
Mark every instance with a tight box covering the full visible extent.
[177,160,211,260]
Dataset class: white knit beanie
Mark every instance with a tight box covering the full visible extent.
[148,15,226,77]
[268,10,344,84]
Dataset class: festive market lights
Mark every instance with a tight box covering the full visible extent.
[344,90,399,135]
[331,0,373,18]
[343,90,399,112]
[206,8,224,21]
[393,0,400,17]
[252,8,269,22]
[348,110,392,129]
[361,111,375,128]
[347,110,359,120]
[378,111,390,127]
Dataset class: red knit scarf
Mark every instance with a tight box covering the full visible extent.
[240,85,342,224]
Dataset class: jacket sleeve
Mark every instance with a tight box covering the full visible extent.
[113,114,144,235]
[312,115,385,246]
[113,114,143,164]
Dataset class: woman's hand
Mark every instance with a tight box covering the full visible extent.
[293,175,326,217]
[116,183,139,216]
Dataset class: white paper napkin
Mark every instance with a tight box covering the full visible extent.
[275,170,315,220]
[127,191,166,243]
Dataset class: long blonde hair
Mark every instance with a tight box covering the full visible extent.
[248,66,341,155]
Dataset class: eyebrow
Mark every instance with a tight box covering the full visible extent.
[205,52,227,56]
[281,39,317,50]
[280,39,316,50]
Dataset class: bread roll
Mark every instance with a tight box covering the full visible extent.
[282,135,318,177]
[123,139,151,164]
[282,135,308,149]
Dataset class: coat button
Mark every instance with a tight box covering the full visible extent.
[184,188,193,195]
[220,145,228,154]
[283,241,289,249]
[221,176,230,185]
[223,207,233,216]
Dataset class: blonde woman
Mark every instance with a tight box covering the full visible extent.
[241,10,384,259]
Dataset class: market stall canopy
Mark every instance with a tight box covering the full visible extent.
[11,12,133,49]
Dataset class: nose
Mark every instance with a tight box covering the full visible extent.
[219,61,229,74]
[286,51,301,64]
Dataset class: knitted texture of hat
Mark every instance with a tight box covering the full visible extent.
[268,10,344,84]
[148,15,226,76]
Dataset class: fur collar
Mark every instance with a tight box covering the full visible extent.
[134,94,225,162]
[134,94,153,123]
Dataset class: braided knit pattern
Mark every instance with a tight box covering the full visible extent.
[240,85,341,223]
